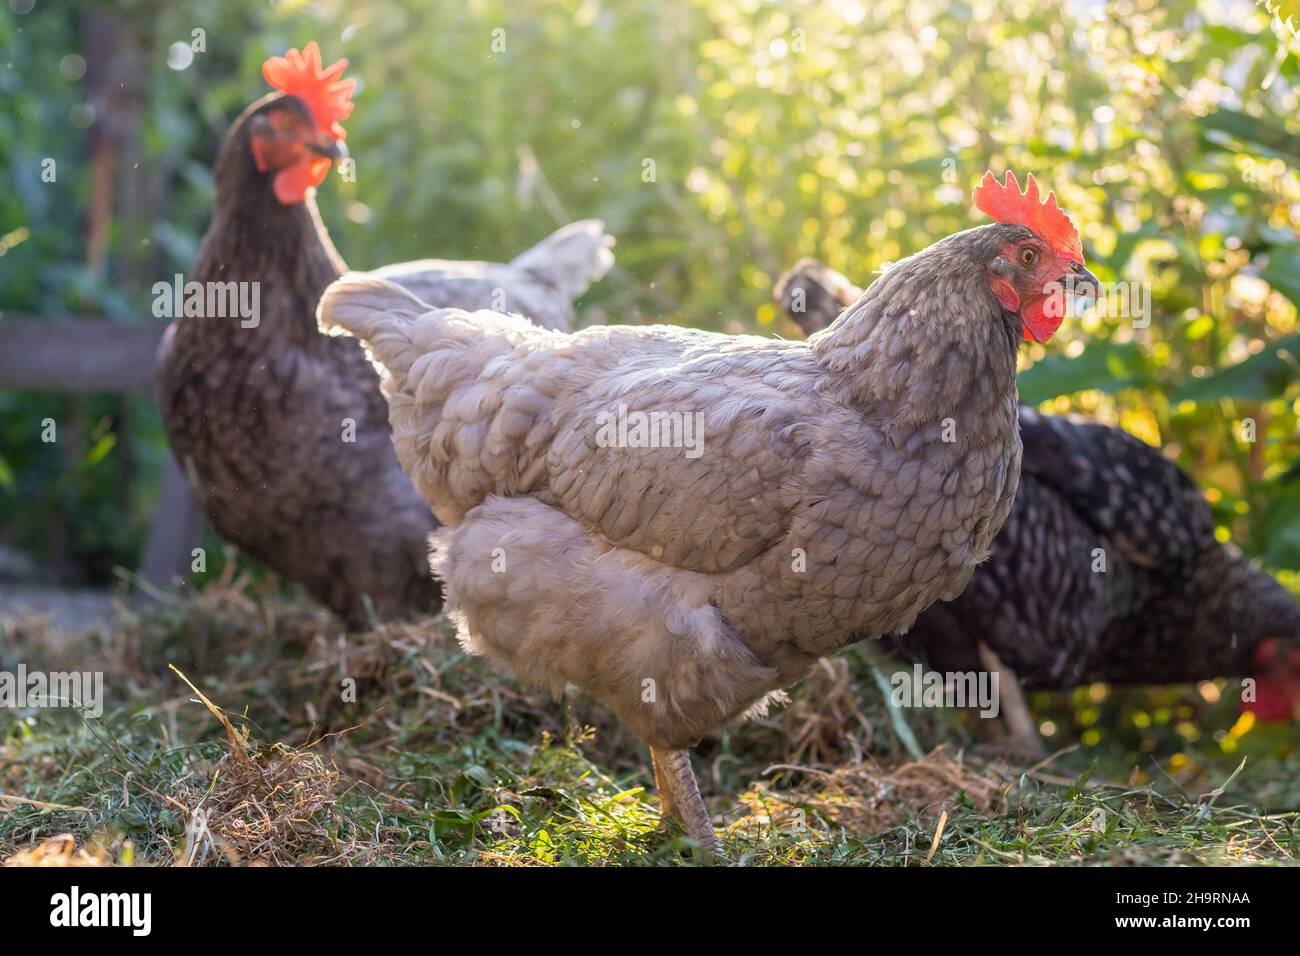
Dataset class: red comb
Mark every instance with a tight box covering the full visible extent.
[972,171,1083,263]
[262,42,355,141]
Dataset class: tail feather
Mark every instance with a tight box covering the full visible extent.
[317,274,435,377]
[317,272,554,519]
[510,219,615,301]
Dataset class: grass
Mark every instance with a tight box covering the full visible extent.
[1,572,1296,866]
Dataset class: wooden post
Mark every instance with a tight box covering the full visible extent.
[139,455,204,589]
[0,315,201,590]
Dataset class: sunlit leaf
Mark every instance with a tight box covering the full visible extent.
[1197,107,1300,164]
[1260,481,1300,570]
[82,433,117,469]
[1171,334,1300,403]
[1017,342,1150,404]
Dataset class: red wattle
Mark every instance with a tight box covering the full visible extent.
[1240,677,1292,724]
[1020,296,1064,343]
[272,157,331,205]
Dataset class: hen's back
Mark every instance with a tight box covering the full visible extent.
[1016,407,1216,566]
[318,274,813,560]
[370,219,615,333]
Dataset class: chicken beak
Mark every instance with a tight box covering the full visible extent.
[307,137,348,162]
[1069,264,1101,305]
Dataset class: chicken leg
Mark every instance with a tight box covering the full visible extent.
[978,641,1046,759]
[651,748,677,822]
[650,747,723,857]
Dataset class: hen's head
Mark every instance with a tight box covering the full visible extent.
[971,171,1099,343]
[244,43,355,206]
[1242,637,1300,724]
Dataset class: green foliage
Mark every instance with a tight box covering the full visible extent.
[1260,480,1300,568]
[0,0,1298,579]
[1017,341,1152,405]
[1171,332,1300,402]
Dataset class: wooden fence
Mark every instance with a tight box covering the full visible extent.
[0,315,201,587]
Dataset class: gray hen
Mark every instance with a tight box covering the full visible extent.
[319,174,1095,853]
[776,258,1300,746]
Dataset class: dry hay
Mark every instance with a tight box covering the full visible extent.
[767,657,880,764]
[735,745,1010,837]
[164,667,343,866]
[173,744,340,865]
[3,833,115,867]
[736,653,957,769]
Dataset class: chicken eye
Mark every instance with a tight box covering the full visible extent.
[1019,247,1039,266]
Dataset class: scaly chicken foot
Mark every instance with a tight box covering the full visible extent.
[650,747,723,857]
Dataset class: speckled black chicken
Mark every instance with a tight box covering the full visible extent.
[776,258,1300,748]
[155,44,613,626]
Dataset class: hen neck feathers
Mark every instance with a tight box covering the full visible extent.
[190,110,345,346]
[808,239,1019,427]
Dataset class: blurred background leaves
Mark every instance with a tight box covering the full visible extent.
[0,0,1297,587]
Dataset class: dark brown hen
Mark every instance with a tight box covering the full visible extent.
[155,45,612,626]
[776,258,1300,743]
